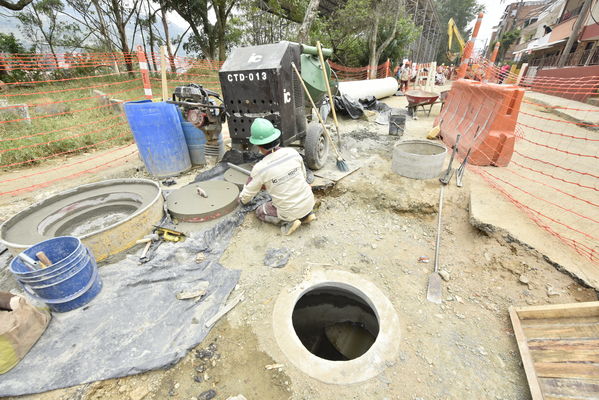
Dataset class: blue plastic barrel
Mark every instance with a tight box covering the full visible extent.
[124,100,191,178]
[10,237,102,313]
[181,121,208,166]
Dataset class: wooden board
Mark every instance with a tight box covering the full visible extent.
[509,301,599,400]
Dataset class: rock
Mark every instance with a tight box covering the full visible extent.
[226,396,248,400]
[311,235,328,249]
[198,389,216,400]
[546,285,560,297]
[196,349,213,360]
[371,243,377,249]
[264,247,291,268]
[519,275,530,284]
[129,386,149,400]
[194,375,203,383]
[195,252,206,263]
[438,270,450,281]
[196,364,206,373]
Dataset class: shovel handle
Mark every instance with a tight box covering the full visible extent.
[434,185,444,274]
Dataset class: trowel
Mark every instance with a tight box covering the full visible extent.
[426,184,444,304]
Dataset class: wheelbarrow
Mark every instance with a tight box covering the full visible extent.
[405,89,440,117]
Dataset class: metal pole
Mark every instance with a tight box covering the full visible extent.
[557,0,593,67]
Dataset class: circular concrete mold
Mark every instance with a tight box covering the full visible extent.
[0,179,164,261]
[273,270,400,384]
[392,139,447,179]
[167,181,239,223]
[224,163,254,189]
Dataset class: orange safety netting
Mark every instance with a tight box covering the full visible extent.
[439,57,598,263]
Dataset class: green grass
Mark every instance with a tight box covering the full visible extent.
[0,67,223,170]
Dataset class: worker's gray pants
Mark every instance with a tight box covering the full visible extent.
[256,201,281,225]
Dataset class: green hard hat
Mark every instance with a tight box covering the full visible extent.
[250,118,281,145]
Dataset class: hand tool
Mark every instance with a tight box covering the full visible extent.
[227,162,251,176]
[439,133,461,185]
[154,226,186,242]
[456,147,472,188]
[18,253,41,270]
[291,62,348,172]
[35,251,52,267]
[316,41,341,147]
[426,184,445,304]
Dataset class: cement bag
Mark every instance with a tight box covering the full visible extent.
[0,292,50,374]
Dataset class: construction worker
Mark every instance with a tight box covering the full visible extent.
[239,118,316,235]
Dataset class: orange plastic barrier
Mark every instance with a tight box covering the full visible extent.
[434,79,524,166]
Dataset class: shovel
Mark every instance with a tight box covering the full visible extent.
[426,184,445,304]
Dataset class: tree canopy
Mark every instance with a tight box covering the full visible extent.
[435,0,485,64]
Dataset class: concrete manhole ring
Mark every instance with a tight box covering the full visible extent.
[0,179,163,261]
[272,269,400,384]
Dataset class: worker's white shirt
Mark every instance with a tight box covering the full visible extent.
[240,147,314,221]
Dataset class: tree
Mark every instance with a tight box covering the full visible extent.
[105,0,140,72]
[498,29,520,61]
[312,0,418,70]
[366,0,402,78]
[296,0,319,43]
[163,0,240,60]
[0,0,33,10]
[0,33,27,81]
[17,0,84,66]
[435,0,485,64]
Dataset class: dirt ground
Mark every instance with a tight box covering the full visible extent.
[1,92,597,400]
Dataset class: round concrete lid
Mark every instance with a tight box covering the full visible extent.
[167,181,240,223]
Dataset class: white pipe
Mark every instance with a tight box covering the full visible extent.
[338,77,398,100]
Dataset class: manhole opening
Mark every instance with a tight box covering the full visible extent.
[292,286,379,361]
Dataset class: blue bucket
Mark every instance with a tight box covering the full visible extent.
[10,236,102,313]
[124,100,191,178]
[181,121,208,166]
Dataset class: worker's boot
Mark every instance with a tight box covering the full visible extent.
[281,220,301,236]
[301,212,316,224]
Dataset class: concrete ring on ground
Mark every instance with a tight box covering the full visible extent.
[392,139,447,179]
[272,269,400,384]
[0,179,163,262]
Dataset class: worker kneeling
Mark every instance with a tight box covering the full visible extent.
[239,118,316,236]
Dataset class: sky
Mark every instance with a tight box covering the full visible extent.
[470,0,521,52]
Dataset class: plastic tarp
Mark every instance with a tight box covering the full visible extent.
[0,194,268,397]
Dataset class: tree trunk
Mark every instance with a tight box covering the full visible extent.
[215,4,226,61]
[297,0,320,44]
[368,12,379,79]
[92,0,112,52]
[160,7,177,72]
[367,1,401,79]
[111,0,133,72]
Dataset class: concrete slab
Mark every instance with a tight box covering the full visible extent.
[524,91,599,126]
[469,174,599,290]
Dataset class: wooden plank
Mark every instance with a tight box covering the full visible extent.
[545,397,594,400]
[521,316,599,328]
[529,339,599,351]
[530,348,599,363]
[522,324,599,340]
[535,362,599,380]
[509,306,544,400]
[514,302,599,320]
[539,377,599,398]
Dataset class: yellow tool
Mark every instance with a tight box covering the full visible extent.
[154,226,186,242]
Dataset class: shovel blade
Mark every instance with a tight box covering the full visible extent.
[426,272,442,304]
